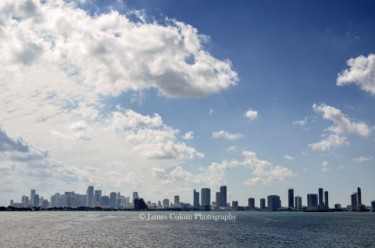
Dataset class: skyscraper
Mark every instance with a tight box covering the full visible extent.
[267,195,281,211]
[193,189,199,209]
[324,191,329,209]
[215,192,221,207]
[86,186,94,208]
[174,195,180,204]
[30,189,35,206]
[307,194,318,210]
[110,192,117,208]
[201,188,211,211]
[248,198,255,209]
[295,196,302,211]
[133,192,139,204]
[351,187,362,211]
[318,188,324,209]
[219,185,227,207]
[260,198,266,209]
[94,190,102,207]
[288,189,294,208]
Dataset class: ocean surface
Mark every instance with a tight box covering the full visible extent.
[0,211,374,247]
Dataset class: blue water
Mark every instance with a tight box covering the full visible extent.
[0,211,374,247]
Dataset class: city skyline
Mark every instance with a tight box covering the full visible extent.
[0,0,375,207]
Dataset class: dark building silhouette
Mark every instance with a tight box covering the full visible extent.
[324,191,329,209]
[193,189,199,209]
[307,194,318,210]
[248,198,255,209]
[318,188,324,209]
[267,195,281,211]
[351,187,363,211]
[371,201,375,212]
[134,198,148,210]
[288,189,294,208]
[220,185,227,207]
[201,188,211,211]
[260,198,266,209]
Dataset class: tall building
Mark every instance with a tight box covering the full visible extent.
[371,201,375,212]
[318,188,324,209]
[267,195,281,211]
[295,196,302,211]
[260,198,266,209]
[193,189,199,209]
[219,185,227,207]
[162,199,170,208]
[94,190,102,207]
[248,198,255,209]
[307,194,318,210]
[133,192,139,203]
[34,194,39,207]
[86,186,94,208]
[201,188,211,211]
[110,192,117,208]
[324,191,329,209]
[174,195,180,204]
[288,189,294,208]
[215,192,221,207]
[351,187,362,211]
[30,189,36,206]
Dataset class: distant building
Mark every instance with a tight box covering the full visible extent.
[30,189,36,206]
[288,189,294,208]
[162,199,170,208]
[86,186,94,208]
[94,190,102,207]
[232,201,238,210]
[334,204,342,210]
[215,192,220,208]
[324,191,329,209]
[371,201,375,212]
[219,186,227,207]
[295,196,302,211]
[34,194,39,207]
[193,190,200,209]
[134,198,148,210]
[307,194,318,210]
[201,188,211,211]
[133,192,139,204]
[351,187,363,211]
[260,198,266,209]
[318,188,324,209]
[110,192,117,208]
[248,198,255,209]
[267,195,281,211]
[100,196,110,208]
[174,195,180,204]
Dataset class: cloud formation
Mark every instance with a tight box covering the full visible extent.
[212,130,244,140]
[245,109,258,121]
[337,54,375,95]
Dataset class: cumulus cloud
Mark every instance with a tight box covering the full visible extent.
[354,155,373,163]
[293,117,308,127]
[182,131,194,140]
[321,161,329,173]
[284,155,295,160]
[212,130,243,140]
[309,134,348,151]
[245,109,258,121]
[337,54,375,95]
[309,104,371,151]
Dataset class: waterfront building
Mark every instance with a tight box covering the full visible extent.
[133,192,139,204]
[100,196,110,208]
[260,198,266,209]
[288,189,294,208]
[307,194,318,210]
[215,192,220,208]
[351,187,363,211]
[232,201,238,210]
[162,199,170,208]
[318,188,324,209]
[248,198,255,209]
[201,188,211,211]
[371,201,375,212]
[109,192,117,208]
[30,189,36,206]
[193,190,200,209]
[219,185,227,207]
[94,190,102,207]
[295,196,302,211]
[267,195,281,211]
[86,186,94,208]
[324,191,329,209]
[174,195,180,204]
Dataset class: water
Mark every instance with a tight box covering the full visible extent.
[0,211,374,247]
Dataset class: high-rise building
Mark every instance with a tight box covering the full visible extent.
[34,194,39,207]
[94,190,102,207]
[232,201,238,210]
[260,198,266,209]
[295,196,302,211]
[324,191,329,209]
[371,201,375,212]
[219,185,227,207]
[174,195,180,204]
[318,188,324,209]
[201,188,211,211]
[133,192,139,203]
[110,192,117,208]
[307,194,318,210]
[351,187,362,211]
[30,189,36,206]
[248,198,255,209]
[215,192,221,207]
[86,186,94,208]
[288,189,294,208]
[100,196,110,208]
[267,195,281,211]
[193,190,199,209]
[162,199,169,208]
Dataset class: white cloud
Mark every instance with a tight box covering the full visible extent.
[309,134,348,151]
[293,117,308,127]
[284,155,295,160]
[245,109,258,121]
[354,155,373,163]
[337,54,375,95]
[321,161,329,173]
[212,130,244,140]
[312,103,371,137]
[182,131,194,140]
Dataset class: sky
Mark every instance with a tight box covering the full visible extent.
[0,0,374,207]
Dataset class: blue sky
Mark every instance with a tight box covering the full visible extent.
[0,0,374,207]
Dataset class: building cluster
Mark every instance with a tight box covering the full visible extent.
[7,185,375,212]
